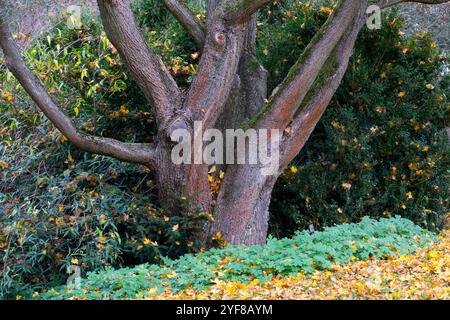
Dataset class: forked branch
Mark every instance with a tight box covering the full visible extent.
[280,0,449,165]
[0,13,156,166]
[281,2,368,166]
[254,0,361,131]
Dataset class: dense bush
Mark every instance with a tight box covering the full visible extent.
[35,217,435,300]
[263,3,450,236]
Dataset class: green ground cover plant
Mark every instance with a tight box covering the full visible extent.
[36,217,435,300]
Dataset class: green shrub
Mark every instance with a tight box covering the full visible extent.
[262,3,450,237]
[35,217,435,300]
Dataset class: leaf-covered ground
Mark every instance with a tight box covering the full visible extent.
[36,217,437,300]
[147,230,450,300]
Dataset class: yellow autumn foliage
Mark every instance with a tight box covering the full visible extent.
[146,231,450,300]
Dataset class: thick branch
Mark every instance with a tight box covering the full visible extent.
[279,0,449,166]
[97,0,180,127]
[162,0,206,49]
[207,0,221,23]
[0,14,156,166]
[185,16,248,129]
[280,3,368,167]
[254,0,361,131]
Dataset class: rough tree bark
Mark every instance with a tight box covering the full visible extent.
[0,0,448,245]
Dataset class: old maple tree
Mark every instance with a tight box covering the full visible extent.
[0,0,447,245]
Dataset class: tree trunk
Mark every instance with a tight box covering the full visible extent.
[154,138,213,215]
[152,15,275,245]
[201,16,276,245]
[211,165,279,245]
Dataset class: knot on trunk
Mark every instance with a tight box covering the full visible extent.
[213,31,226,48]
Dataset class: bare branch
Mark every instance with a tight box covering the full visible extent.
[254,0,362,131]
[280,4,367,167]
[97,0,180,127]
[0,14,156,166]
[162,0,206,49]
